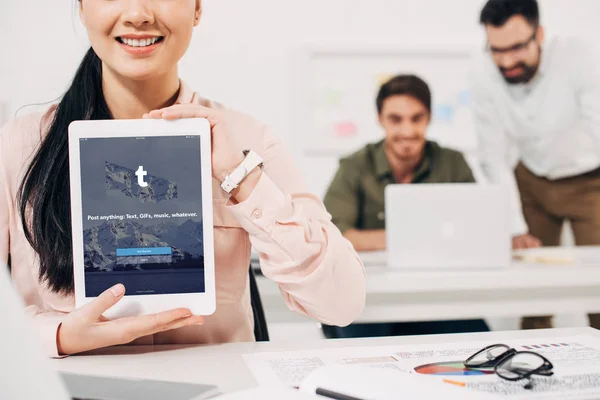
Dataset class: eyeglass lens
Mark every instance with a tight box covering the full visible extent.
[496,353,546,380]
[466,344,510,367]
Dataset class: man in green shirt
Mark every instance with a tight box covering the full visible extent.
[322,75,489,338]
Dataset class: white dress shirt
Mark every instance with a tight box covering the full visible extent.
[471,36,600,235]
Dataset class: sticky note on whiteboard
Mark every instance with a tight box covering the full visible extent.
[458,89,471,106]
[376,73,394,87]
[433,104,455,122]
[333,121,358,137]
[323,89,344,107]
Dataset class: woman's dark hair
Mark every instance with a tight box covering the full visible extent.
[480,0,539,27]
[18,47,111,294]
[376,74,431,115]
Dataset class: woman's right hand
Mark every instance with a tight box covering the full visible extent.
[56,284,204,355]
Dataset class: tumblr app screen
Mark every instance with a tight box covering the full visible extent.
[79,135,205,297]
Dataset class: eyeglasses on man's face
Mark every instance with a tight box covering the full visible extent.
[486,31,538,58]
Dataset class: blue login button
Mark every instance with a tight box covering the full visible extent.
[116,247,173,256]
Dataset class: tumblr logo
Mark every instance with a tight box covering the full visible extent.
[135,166,149,188]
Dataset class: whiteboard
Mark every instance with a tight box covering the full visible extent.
[294,46,477,157]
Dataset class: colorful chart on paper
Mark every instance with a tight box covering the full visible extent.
[414,361,495,376]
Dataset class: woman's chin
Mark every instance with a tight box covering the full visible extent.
[111,65,169,82]
[120,71,162,82]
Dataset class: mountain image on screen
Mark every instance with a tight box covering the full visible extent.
[105,161,178,203]
[84,220,204,272]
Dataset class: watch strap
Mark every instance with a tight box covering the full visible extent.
[220,150,263,193]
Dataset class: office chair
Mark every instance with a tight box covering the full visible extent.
[248,265,269,341]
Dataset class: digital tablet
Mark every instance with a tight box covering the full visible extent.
[68,119,215,318]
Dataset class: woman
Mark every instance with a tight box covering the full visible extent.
[0,0,365,357]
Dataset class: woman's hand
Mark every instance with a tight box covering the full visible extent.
[57,284,203,355]
[144,104,262,202]
[144,105,244,182]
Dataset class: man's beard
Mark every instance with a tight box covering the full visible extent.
[500,62,539,84]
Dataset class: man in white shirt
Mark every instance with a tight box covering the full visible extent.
[472,0,600,330]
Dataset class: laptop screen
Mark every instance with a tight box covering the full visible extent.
[78,135,206,297]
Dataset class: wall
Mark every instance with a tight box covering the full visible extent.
[1,0,598,196]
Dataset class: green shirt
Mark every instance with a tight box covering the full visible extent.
[324,140,475,233]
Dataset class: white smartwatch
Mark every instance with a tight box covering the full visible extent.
[220,150,264,194]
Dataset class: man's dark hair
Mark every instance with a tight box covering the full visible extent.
[480,0,539,27]
[376,75,431,115]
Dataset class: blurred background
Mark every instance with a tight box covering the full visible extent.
[1,0,598,197]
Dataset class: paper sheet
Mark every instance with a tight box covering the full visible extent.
[512,246,600,266]
[243,346,407,388]
[394,334,600,399]
[243,334,600,398]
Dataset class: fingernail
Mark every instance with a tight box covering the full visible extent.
[110,284,125,297]
[181,309,192,317]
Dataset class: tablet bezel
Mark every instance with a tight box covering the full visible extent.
[68,118,216,318]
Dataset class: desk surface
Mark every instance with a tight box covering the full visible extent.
[53,327,600,394]
[337,246,600,292]
[255,247,600,292]
[255,246,600,323]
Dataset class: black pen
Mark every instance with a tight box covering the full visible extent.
[315,387,367,400]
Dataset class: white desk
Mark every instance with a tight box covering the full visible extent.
[52,327,600,394]
[255,247,600,323]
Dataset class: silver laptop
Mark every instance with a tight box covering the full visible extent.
[384,183,511,269]
[0,264,71,400]
[0,266,218,400]
[62,373,218,400]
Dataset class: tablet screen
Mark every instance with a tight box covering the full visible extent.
[78,135,206,297]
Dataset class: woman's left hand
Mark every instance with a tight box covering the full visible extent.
[144,104,244,182]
